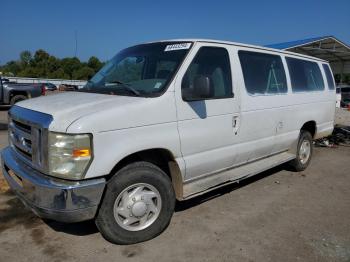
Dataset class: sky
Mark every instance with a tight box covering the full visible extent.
[1,0,349,64]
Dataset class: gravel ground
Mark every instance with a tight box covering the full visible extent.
[0,103,349,262]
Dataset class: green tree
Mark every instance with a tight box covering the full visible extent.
[48,68,69,79]
[20,50,32,66]
[1,49,103,80]
[30,49,51,77]
[47,56,60,73]
[3,61,21,76]
[17,67,38,78]
[61,57,82,79]
[33,49,50,64]
[88,56,103,72]
[73,66,95,80]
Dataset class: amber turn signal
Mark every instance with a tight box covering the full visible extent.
[73,149,91,157]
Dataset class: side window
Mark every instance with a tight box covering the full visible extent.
[238,51,287,95]
[182,47,233,99]
[322,64,335,90]
[286,57,325,92]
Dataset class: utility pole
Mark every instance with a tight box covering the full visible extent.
[74,30,78,58]
[72,30,78,83]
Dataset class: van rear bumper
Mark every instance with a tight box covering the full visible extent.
[1,147,106,223]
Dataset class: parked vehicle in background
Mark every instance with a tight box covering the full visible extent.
[336,87,341,108]
[41,82,57,91]
[0,76,45,105]
[1,39,336,244]
[58,84,78,91]
[337,85,350,108]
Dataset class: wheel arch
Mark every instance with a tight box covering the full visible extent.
[9,90,29,98]
[300,120,317,139]
[107,148,184,200]
[8,90,28,104]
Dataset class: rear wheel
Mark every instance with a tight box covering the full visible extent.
[289,130,313,171]
[95,162,175,244]
[10,95,27,105]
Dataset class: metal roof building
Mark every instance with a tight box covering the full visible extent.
[266,36,350,82]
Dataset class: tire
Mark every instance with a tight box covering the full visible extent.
[95,161,175,244]
[289,130,313,172]
[10,95,27,105]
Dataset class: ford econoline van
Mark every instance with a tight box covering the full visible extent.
[1,39,336,244]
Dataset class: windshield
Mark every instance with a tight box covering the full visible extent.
[80,42,192,97]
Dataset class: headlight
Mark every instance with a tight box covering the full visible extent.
[48,132,93,179]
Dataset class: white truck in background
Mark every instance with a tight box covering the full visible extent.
[2,39,336,244]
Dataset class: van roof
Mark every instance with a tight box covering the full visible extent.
[144,39,328,63]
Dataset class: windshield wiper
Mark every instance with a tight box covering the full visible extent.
[106,80,141,96]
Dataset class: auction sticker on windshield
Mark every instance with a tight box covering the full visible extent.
[164,43,191,52]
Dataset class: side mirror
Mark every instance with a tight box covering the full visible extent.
[183,75,213,101]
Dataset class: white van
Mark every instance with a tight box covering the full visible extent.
[2,39,336,244]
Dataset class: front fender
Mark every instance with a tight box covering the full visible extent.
[83,122,184,180]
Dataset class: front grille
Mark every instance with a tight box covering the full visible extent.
[12,119,31,133]
[8,106,53,173]
[9,119,33,161]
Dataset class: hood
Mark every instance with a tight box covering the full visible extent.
[16,91,176,133]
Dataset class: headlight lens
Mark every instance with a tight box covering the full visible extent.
[48,132,93,179]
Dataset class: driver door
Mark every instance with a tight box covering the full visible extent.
[175,44,242,180]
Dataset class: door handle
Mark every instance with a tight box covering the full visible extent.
[232,115,240,135]
[278,121,283,129]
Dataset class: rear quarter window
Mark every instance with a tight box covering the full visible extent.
[286,57,325,92]
[322,64,335,90]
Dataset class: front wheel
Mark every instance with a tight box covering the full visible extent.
[95,162,175,244]
[289,130,313,171]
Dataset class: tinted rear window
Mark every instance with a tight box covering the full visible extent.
[322,64,335,90]
[239,51,287,95]
[286,57,324,92]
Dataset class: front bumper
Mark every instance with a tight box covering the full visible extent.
[1,147,106,223]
